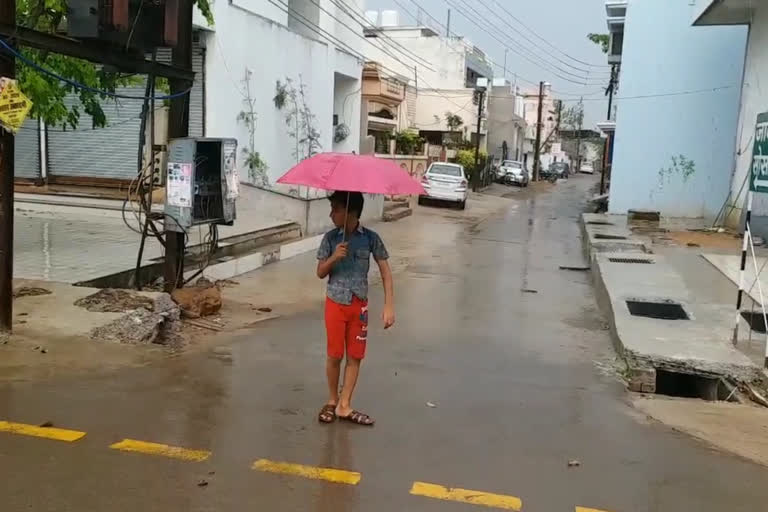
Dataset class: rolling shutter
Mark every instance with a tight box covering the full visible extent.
[47,35,205,181]
[14,118,41,179]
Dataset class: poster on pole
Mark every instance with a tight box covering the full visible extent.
[0,78,32,134]
[750,111,768,193]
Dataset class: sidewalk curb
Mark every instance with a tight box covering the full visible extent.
[193,234,324,282]
[581,213,763,391]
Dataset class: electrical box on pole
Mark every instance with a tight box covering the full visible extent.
[164,138,239,233]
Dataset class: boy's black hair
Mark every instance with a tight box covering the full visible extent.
[329,191,365,217]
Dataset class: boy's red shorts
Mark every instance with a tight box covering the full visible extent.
[325,296,368,360]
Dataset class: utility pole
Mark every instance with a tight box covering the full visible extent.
[575,96,584,173]
[446,9,451,37]
[0,0,15,332]
[472,87,485,192]
[532,81,544,182]
[503,49,508,78]
[606,65,616,120]
[164,0,193,292]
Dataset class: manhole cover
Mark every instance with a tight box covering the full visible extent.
[595,234,627,240]
[626,300,689,320]
[608,257,653,264]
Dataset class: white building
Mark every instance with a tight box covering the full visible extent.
[15,0,383,235]
[602,0,747,220]
[522,83,558,171]
[694,1,768,236]
[486,78,526,163]
[361,13,493,149]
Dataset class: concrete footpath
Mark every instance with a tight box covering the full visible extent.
[582,212,765,392]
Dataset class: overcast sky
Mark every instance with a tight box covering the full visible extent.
[366,0,610,127]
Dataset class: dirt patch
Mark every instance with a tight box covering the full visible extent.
[633,395,768,467]
[74,289,155,313]
[13,287,52,298]
[657,230,741,250]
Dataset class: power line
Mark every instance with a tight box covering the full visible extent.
[444,0,607,86]
[473,0,611,75]
[488,0,610,69]
[0,39,191,101]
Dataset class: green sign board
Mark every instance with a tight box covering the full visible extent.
[750,112,768,193]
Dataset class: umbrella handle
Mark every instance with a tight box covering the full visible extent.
[342,192,350,243]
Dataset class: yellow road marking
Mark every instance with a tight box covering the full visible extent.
[576,508,614,512]
[252,458,361,485]
[0,420,86,442]
[109,439,211,462]
[410,481,522,510]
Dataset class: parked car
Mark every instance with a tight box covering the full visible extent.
[498,160,528,187]
[418,162,469,210]
[542,162,570,180]
[580,163,595,174]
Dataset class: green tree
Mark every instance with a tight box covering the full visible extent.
[445,112,464,132]
[16,0,213,129]
[587,33,610,54]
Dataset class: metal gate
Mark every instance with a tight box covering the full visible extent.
[47,37,205,182]
[14,118,41,180]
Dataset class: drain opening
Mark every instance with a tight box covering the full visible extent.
[655,370,724,401]
[741,311,767,333]
[626,300,689,320]
[594,234,627,240]
[587,221,614,226]
[609,257,653,264]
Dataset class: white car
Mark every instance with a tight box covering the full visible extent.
[580,163,595,174]
[418,162,469,210]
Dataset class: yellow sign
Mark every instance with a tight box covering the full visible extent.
[0,80,32,133]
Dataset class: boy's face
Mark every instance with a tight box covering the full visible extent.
[330,201,358,229]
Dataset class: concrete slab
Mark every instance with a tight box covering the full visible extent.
[582,213,648,258]
[592,251,761,383]
[703,253,768,307]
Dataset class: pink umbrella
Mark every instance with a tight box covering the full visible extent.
[277,152,426,195]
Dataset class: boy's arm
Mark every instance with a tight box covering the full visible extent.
[376,258,395,329]
[317,242,348,278]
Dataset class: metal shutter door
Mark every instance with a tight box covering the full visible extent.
[47,85,146,180]
[14,118,40,179]
[156,37,205,137]
[189,42,205,137]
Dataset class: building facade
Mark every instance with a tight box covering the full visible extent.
[361,14,492,150]
[695,1,768,235]
[605,0,747,219]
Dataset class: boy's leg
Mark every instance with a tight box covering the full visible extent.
[322,298,346,422]
[337,299,374,425]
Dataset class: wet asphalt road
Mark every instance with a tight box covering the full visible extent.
[2,176,768,511]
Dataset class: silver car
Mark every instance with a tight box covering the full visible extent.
[418,163,469,210]
[500,160,529,187]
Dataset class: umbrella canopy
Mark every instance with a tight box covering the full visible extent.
[277,153,426,195]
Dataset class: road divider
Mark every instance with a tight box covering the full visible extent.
[0,420,86,442]
[410,481,522,510]
[109,439,211,462]
[252,458,361,485]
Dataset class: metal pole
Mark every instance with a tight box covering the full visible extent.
[733,190,754,346]
[503,49,508,78]
[164,0,193,292]
[606,65,616,120]
[575,96,584,172]
[446,9,451,37]
[533,81,544,182]
[473,88,484,192]
[0,0,15,332]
